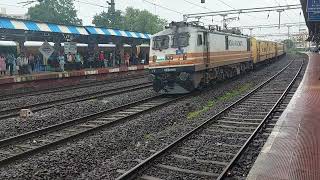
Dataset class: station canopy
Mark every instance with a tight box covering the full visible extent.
[0,17,88,35]
[85,26,151,40]
[0,17,151,43]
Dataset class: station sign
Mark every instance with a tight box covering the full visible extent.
[307,0,320,12]
[307,0,320,21]
[308,12,320,21]
[39,41,54,59]
[64,42,77,54]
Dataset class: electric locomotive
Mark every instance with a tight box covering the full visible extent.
[149,21,285,94]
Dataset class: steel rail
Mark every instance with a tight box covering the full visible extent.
[0,93,194,167]
[0,82,152,120]
[116,60,295,180]
[217,60,304,180]
[0,74,147,102]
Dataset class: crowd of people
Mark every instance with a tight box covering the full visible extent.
[0,50,149,77]
[50,50,149,72]
[0,53,44,76]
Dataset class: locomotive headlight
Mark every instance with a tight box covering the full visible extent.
[183,53,187,60]
[179,72,190,81]
[170,56,174,60]
[153,55,157,62]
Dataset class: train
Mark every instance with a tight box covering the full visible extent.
[148,21,286,94]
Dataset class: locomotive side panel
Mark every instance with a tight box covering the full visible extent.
[207,33,251,68]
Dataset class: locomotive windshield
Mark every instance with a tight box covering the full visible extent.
[152,35,170,50]
[172,32,190,48]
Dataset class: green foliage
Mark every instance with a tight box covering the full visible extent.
[187,83,253,120]
[27,0,82,25]
[123,7,167,34]
[282,39,295,50]
[92,10,125,29]
[187,100,216,119]
[93,7,167,34]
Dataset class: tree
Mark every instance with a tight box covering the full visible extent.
[123,7,167,34]
[283,39,295,49]
[27,0,82,25]
[92,10,125,29]
[93,6,167,34]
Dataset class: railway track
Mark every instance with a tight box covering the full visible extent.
[0,74,146,101]
[116,59,304,180]
[224,64,304,179]
[0,82,152,120]
[0,94,191,167]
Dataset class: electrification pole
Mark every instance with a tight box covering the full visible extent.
[249,28,253,36]
[109,0,115,13]
[276,9,284,29]
[108,0,116,25]
[287,25,291,40]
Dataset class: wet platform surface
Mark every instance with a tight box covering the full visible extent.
[247,53,320,180]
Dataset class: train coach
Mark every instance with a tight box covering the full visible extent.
[149,21,286,94]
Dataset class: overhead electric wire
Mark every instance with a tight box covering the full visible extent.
[76,0,108,8]
[215,0,261,20]
[273,0,295,23]
[183,0,212,11]
[142,0,184,15]
[0,3,27,9]
[17,0,108,8]
[182,0,221,24]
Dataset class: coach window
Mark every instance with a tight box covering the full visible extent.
[197,34,203,46]
[225,36,229,50]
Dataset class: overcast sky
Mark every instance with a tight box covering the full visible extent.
[1,0,306,41]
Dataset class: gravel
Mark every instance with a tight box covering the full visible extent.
[0,87,157,140]
[0,56,299,179]
[0,77,150,110]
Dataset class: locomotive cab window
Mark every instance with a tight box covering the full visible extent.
[197,34,203,46]
[172,32,190,48]
[152,35,170,50]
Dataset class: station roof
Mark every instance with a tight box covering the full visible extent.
[0,17,88,35]
[0,17,151,40]
[85,26,151,39]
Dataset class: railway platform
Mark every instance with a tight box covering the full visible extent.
[0,65,148,94]
[247,53,320,179]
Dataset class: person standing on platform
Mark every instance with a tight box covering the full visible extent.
[7,54,15,76]
[58,53,65,72]
[98,51,105,68]
[28,53,35,72]
[88,53,94,69]
[0,54,6,76]
[16,54,22,75]
[75,52,82,70]
[22,54,29,74]
[67,52,74,70]
[124,52,130,67]
[35,55,41,72]
[58,53,66,72]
